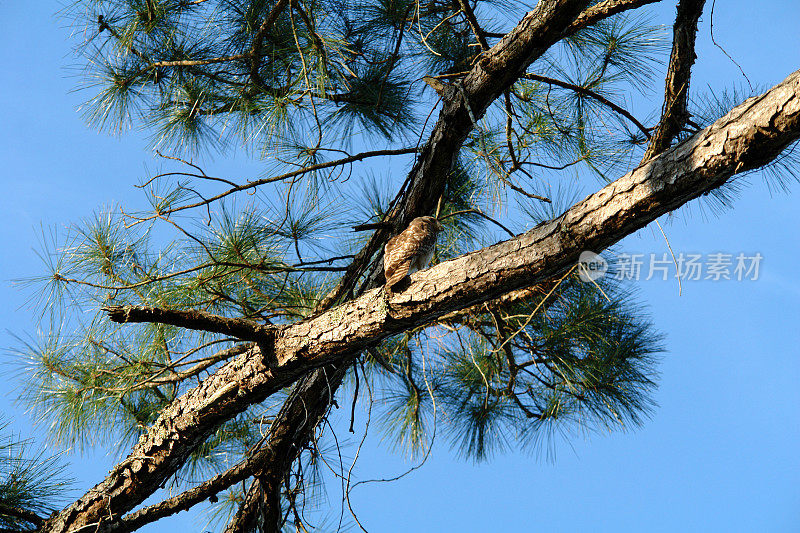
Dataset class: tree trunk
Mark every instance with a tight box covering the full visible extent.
[223,362,350,532]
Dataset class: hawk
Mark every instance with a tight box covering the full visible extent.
[384,216,443,291]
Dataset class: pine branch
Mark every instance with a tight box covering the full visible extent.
[292,1,327,67]
[142,54,251,69]
[376,5,412,109]
[110,361,351,533]
[0,502,45,528]
[160,148,419,215]
[524,73,652,138]
[456,0,490,51]
[104,305,273,343]
[102,0,290,95]
[642,0,706,160]
[39,3,703,529]
[249,0,292,87]
[122,343,252,392]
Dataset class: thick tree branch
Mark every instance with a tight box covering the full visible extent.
[642,0,706,161]
[169,286,549,530]
[108,361,346,532]
[567,0,662,33]
[41,67,800,533]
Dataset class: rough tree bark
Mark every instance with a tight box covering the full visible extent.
[38,1,800,532]
[643,0,707,161]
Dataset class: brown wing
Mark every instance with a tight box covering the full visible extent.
[384,232,416,290]
[384,217,440,291]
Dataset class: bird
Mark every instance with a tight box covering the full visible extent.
[383,216,443,292]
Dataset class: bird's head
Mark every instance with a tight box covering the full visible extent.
[418,215,443,232]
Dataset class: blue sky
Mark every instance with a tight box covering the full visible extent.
[1,1,798,532]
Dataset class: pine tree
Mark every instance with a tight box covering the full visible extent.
[5,0,799,531]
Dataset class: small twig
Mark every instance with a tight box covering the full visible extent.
[492,265,578,356]
[344,360,374,533]
[655,219,682,296]
[352,221,393,232]
[499,173,552,203]
[296,254,355,266]
[430,70,470,80]
[349,364,359,433]
[440,208,516,237]
[161,147,418,215]
[710,0,752,91]
[376,5,412,108]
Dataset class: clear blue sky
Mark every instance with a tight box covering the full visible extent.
[1,1,798,532]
